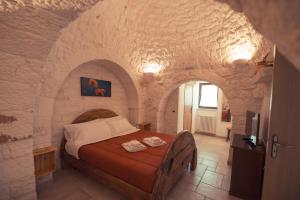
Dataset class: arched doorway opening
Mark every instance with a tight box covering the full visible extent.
[157,79,232,191]
[158,80,232,138]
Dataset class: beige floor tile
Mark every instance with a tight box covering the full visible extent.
[201,171,223,189]
[215,165,231,176]
[207,166,217,172]
[202,159,218,168]
[182,173,202,185]
[168,188,205,200]
[196,183,241,200]
[191,164,208,178]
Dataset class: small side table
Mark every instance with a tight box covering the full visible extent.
[138,122,151,131]
[33,146,56,178]
[226,124,232,141]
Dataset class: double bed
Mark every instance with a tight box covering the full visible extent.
[61,109,197,200]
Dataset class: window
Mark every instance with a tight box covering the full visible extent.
[199,83,218,109]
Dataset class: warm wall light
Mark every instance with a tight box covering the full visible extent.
[228,42,255,62]
[143,63,163,74]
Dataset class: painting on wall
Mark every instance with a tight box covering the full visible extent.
[80,77,111,97]
[221,95,231,122]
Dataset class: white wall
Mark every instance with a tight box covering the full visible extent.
[177,84,185,132]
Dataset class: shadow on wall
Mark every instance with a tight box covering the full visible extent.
[50,59,139,168]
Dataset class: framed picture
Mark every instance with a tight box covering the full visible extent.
[80,77,111,97]
[221,95,231,122]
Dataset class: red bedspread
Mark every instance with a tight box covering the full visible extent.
[78,130,175,193]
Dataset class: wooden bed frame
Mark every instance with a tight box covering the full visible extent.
[60,109,197,200]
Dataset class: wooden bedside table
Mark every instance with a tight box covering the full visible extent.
[138,122,151,131]
[33,146,56,178]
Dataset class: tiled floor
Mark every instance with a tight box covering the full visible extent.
[37,134,242,200]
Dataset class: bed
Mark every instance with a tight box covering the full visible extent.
[60,109,197,200]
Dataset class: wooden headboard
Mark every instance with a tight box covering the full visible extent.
[72,109,118,124]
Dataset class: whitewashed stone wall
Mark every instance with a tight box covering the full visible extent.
[51,62,129,167]
[0,1,101,199]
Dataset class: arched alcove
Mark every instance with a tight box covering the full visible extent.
[157,78,233,134]
[49,59,139,167]
[142,67,263,135]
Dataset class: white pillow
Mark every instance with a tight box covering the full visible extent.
[104,116,123,123]
[107,118,136,136]
[64,120,112,145]
[64,118,103,141]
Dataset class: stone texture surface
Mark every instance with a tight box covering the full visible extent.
[3,0,298,198]
[217,0,300,71]
[0,1,101,199]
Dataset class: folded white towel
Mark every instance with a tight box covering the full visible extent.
[122,140,146,152]
[143,137,166,147]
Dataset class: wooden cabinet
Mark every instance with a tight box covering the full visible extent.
[33,146,56,178]
[230,134,265,200]
[138,122,151,131]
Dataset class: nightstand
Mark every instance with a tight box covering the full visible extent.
[33,146,56,178]
[138,122,151,131]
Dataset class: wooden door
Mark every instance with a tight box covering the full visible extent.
[262,50,300,199]
[183,84,193,132]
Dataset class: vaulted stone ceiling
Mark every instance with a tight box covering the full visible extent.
[121,0,272,74]
[1,0,273,73]
[0,0,100,60]
[218,0,300,71]
[1,0,300,73]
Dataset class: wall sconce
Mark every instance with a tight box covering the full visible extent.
[228,42,255,63]
[143,63,163,74]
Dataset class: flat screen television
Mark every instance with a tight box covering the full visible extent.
[245,110,260,146]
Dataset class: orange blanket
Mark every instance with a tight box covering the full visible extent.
[78,130,175,193]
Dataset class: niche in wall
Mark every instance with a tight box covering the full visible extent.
[51,60,138,168]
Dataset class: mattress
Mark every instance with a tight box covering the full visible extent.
[78,130,175,193]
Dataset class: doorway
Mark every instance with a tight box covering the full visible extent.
[183,83,193,132]
[177,81,231,137]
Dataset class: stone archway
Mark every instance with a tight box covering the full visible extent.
[49,59,139,167]
[157,79,232,135]
[157,74,235,134]
[141,67,263,135]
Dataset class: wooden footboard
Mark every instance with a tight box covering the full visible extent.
[152,130,197,200]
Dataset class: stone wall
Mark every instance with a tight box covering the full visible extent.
[0,1,101,199]
[217,0,300,71]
